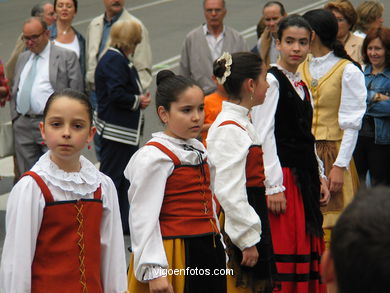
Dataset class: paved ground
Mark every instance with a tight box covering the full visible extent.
[0,0,389,262]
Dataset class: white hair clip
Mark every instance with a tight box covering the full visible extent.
[216,52,232,85]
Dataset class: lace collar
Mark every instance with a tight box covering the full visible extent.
[35,151,101,196]
[274,64,302,84]
[310,51,334,65]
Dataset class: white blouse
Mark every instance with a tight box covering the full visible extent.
[54,36,80,58]
[0,151,127,293]
[125,132,220,282]
[308,52,367,167]
[252,65,325,195]
[207,101,262,251]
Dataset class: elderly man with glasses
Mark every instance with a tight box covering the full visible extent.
[10,17,82,175]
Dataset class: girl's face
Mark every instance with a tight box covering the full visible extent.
[276,26,311,72]
[40,97,95,167]
[367,37,386,70]
[159,86,205,140]
[55,0,76,21]
[252,66,269,106]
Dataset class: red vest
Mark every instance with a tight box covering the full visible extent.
[23,171,104,293]
[146,142,219,238]
[218,120,265,187]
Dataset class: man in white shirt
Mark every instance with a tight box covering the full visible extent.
[6,1,57,87]
[179,0,247,95]
[11,17,83,174]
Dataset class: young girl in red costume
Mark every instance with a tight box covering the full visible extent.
[252,15,330,293]
[0,89,127,293]
[126,70,226,293]
[207,52,278,293]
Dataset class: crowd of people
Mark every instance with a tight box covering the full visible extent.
[0,0,389,292]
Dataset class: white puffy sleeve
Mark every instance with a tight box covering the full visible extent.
[0,176,45,293]
[335,64,367,167]
[207,124,261,251]
[251,73,286,195]
[124,146,173,282]
[99,175,128,292]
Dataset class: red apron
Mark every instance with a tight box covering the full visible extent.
[23,171,104,293]
[146,142,218,238]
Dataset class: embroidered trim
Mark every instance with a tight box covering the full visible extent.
[75,202,88,293]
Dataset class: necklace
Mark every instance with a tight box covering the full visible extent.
[59,27,71,35]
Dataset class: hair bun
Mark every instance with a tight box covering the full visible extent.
[213,59,226,78]
[156,70,176,86]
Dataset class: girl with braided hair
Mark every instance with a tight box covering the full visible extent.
[298,9,367,246]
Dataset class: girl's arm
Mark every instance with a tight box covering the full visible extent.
[207,125,261,251]
[0,177,45,292]
[124,146,173,282]
[330,64,366,191]
[99,175,128,293]
[251,74,286,214]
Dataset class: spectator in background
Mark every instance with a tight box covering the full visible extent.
[257,1,287,67]
[0,60,10,107]
[95,19,151,235]
[6,1,56,86]
[321,187,390,293]
[325,0,364,65]
[86,0,152,95]
[179,0,247,95]
[11,17,82,174]
[251,17,265,55]
[354,0,384,38]
[354,27,390,187]
[49,0,86,79]
[86,0,152,160]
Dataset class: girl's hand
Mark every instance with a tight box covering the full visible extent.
[140,92,151,109]
[267,192,287,215]
[149,276,174,293]
[320,177,331,206]
[328,166,345,193]
[241,245,259,267]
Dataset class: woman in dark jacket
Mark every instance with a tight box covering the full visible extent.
[95,19,151,234]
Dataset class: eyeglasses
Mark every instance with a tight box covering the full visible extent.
[22,31,46,42]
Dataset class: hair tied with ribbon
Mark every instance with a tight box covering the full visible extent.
[216,52,232,85]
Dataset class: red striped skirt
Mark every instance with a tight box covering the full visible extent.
[268,168,326,293]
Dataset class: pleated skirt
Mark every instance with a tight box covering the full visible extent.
[268,168,326,293]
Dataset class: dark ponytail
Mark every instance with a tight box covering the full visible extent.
[303,9,361,70]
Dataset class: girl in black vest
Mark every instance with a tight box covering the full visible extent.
[252,15,330,293]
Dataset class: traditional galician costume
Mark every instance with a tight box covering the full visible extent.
[299,52,366,244]
[252,65,327,293]
[207,101,278,293]
[0,151,127,292]
[126,132,226,293]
